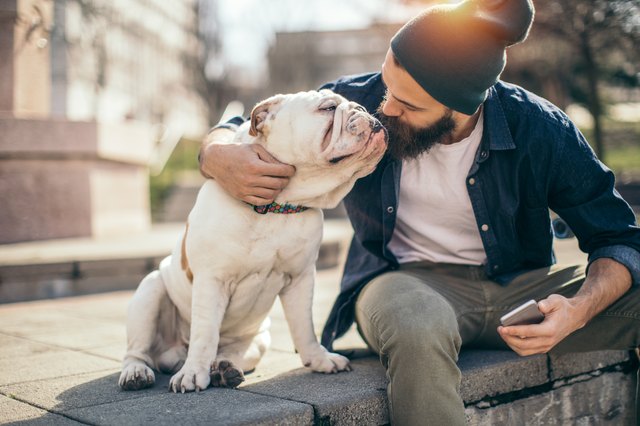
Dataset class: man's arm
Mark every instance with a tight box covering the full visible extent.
[199,127,295,205]
[498,257,632,356]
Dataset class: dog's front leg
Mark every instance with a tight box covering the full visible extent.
[279,267,351,373]
[169,276,227,393]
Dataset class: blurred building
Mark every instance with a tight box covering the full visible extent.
[0,0,209,244]
[267,23,402,96]
[60,0,208,135]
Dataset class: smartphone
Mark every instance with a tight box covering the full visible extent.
[500,300,544,327]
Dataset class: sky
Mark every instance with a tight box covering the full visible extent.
[212,0,421,78]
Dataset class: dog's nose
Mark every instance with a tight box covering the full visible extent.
[371,119,388,143]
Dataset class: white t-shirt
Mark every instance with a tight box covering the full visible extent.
[388,111,487,266]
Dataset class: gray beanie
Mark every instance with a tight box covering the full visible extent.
[390,0,535,115]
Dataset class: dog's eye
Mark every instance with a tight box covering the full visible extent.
[320,104,337,112]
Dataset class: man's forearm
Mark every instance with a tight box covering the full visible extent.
[570,257,632,327]
[199,128,236,179]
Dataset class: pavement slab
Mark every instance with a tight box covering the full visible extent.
[0,345,120,387]
[0,395,82,425]
[63,389,314,426]
[244,357,389,425]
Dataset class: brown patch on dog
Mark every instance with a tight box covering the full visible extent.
[181,223,194,283]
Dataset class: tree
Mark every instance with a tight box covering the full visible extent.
[398,0,640,161]
[533,0,640,161]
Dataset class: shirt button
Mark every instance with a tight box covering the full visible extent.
[387,206,394,213]
[481,224,489,232]
[480,151,488,159]
[493,265,499,270]
[468,178,476,185]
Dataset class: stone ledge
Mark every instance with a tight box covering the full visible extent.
[1,350,635,425]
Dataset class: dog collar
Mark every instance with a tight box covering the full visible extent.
[252,202,309,215]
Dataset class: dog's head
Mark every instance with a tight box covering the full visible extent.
[244,89,387,209]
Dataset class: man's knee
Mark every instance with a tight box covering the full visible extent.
[356,272,461,354]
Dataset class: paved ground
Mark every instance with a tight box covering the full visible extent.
[0,265,384,425]
[0,221,589,425]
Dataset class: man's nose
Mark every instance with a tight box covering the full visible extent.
[381,98,402,117]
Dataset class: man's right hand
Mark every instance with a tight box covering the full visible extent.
[199,140,295,206]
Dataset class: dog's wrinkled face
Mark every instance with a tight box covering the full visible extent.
[247,90,387,208]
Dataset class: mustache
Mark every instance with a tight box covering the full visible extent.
[376,103,456,160]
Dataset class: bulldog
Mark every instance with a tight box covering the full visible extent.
[118,89,387,393]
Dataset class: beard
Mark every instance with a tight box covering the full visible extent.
[376,103,457,160]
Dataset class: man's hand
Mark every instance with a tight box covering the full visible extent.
[497,294,586,356]
[498,258,632,356]
[199,129,295,205]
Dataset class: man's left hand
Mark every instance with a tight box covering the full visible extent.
[497,294,587,356]
[497,258,632,356]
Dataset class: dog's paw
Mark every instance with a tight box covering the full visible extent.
[119,363,155,391]
[210,360,245,388]
[305,351,352,374]
[169,364,211,393]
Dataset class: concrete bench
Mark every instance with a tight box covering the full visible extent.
[224,349,637,425]
[63,348,631,425]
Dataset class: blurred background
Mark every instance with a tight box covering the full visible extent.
[0,0,638,301]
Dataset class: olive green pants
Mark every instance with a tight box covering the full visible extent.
[355,261,640,425]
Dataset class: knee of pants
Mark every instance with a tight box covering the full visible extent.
[360,282,461,355]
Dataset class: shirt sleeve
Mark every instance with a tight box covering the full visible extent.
[548,122,640,285]
[588,245,640,285]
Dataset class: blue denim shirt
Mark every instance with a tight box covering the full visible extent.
[318,72,640,350]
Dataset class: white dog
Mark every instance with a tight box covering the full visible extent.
[118,89,387,393]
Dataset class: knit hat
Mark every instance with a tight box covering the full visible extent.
[390,0,535,115]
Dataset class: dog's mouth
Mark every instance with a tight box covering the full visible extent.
[324,110,387,165]
[327,129,383,164]
[321,119,335,152]
[329,153,354,164]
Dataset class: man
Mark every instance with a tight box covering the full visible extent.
[199,0,640,423]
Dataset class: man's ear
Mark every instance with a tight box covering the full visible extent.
[249,95,285,137]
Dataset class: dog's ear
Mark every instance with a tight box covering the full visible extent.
[249,95,284,137]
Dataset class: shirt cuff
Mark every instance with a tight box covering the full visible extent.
[588,245,640,286]
[206,116,246,134]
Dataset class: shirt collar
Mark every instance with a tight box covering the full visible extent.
[482,85,516,151]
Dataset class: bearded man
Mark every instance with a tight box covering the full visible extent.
[198,0,640,423]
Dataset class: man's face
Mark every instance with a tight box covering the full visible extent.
[379,49,460,159]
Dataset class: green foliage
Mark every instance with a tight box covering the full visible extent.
[149,137,201,219]
[582,119,640,177]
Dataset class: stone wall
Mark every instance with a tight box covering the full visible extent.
[0,117,153,244]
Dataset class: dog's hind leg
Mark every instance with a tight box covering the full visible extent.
[157,345,187,374]
[119,270,168,390]
[156,312,189,374]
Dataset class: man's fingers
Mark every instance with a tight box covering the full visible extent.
[249,186,281,202]
[254,176,290,191]
[244,195,275,206]
[538,294,565,315]
[253,144,280,163]
[499,330,550,355]
[252,145,296,177]
[498,324,545,339]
